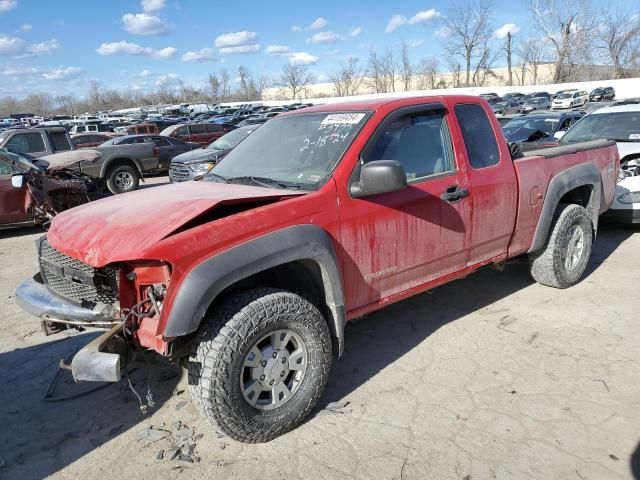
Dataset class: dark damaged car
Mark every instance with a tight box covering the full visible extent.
[0,149,94,228]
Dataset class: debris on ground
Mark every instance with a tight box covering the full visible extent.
[320,401,351,414]
[594,379,610,392]
[497,315,518,333]
[139,421,203,464]
[526,331,539,345]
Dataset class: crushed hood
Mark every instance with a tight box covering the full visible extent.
[41,149,102,171]
[47,181,305,267]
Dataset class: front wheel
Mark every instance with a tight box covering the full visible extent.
[106,165,139,194]
[529,204,593,288]
[188,288,332,443]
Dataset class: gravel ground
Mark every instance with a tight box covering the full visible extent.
[1,177,639,479]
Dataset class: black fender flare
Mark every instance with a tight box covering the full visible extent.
[99,157,145,180]
[164,224,347,355]
[529,163,601,253]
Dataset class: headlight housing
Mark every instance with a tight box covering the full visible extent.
[617,191,640,204]
[190,161,216,174]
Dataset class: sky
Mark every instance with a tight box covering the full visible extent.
[0,0,637,98]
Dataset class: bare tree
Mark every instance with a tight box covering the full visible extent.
[279,63,313,100]
[400,43,412,91]
[87,80,102,112]
[415,57,441,90]
[528,0,596,82]
[382,47,398,92]
[472,45,501,86]
[505,32,513,86]
[516,36,546,85]
[207,73,222,102]
[444,57,463,87]
[595,7,640,79]
[0,96,20,117]
[329,57,364,97]
[156,75,183,104]
[442,0,494,87]
[366,47,399,93]
[22,93,54,117]
[54,95,77,115]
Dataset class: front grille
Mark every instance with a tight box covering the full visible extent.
[169,164,195,182]
[39,238,119,310]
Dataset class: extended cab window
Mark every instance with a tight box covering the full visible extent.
[364,110,455,181]
[6,133,45,155]
[455,104,500,168]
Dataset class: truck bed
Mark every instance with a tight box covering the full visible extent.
[508,139,618,257]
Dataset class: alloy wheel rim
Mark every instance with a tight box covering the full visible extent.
[240,329,308,411]
[114,172,133,190]
[562,224,585,270]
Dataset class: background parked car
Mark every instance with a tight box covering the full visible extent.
[160,123,235,147]
[521,97,551,113]
[71,133,115,149]
[169,124,259,182]
[492,100,523,115]
[555,104,640,223]
[100,134,200,170]
[501,111,585,148]
[552,90,588,109]
[0,127,72,158]
[589,87,615,102]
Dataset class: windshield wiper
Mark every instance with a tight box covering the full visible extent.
[226,176,301,190]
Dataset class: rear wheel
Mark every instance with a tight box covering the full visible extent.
[106,165,139,194]
[188,288,332,443]
[530,204,593,288]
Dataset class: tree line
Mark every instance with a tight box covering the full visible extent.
[1,0,638,117]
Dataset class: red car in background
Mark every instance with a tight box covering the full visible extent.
[70,133,117,149]
[160,123,234,147]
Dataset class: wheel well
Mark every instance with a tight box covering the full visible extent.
[215,260,327,316]
[105,158,139,177]
[559,185,592,209]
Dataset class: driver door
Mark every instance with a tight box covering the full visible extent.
[0,159,30,224]
[337,105,472,311]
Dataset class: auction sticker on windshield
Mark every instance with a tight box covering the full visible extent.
[629,133,640,140]
[321,113,366,125]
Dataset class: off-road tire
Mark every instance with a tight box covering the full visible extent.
[188,288,332,443]
[106,164,139,194]
[530,203,593,288]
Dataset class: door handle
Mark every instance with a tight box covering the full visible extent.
[441,185,470,202]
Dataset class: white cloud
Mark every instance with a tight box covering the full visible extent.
[291,25,302,32]
[289,51,318,65]
[327,48,340,55]
[409,9,441,25]
[0,35,26,55]
[24,39,59,56]
[214,30,257,48]
[386,9,441,33]
[218,44,261,54]
[0,63,39,76]
[434,26,452,39]
[42,66,83,81]
[181,47,216,62]
[407,39,424,48]
[139,69,153,77]
[308,17,328,30]
[20,23,31,32]
[349,26,363,37]
[0,0,17,12]
[122,13,170,35]
[385,14,408,33]
[141,0,165,12]
[96,41,176,59]
[266,45,291,55]
[494,23,520,39]
[307,31,343,44]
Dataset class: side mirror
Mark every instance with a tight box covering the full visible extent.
[553,131,566,140]
[11,174,24,188]
[350,160,408,198]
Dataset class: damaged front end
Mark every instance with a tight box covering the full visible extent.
[24,168,93,225]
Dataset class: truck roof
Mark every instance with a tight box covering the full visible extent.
[298,95,482,113]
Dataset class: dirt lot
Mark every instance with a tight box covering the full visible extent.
[1,177,639,479]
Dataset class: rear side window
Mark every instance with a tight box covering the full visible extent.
[6,133,45,154]
[175,126,188,136]
[455,104,500,169]
[50,131,71,151]
[206,124,222,133]
[190,124,206,134]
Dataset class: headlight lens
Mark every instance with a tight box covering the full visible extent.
[190,162,215,174]
[618,191,640,204]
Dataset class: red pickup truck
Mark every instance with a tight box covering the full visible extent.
[16,95,618,443]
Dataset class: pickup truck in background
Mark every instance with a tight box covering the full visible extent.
[15,95,618,443]
[0,127,72,158]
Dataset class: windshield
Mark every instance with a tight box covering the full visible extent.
[208,127,256,151]
[209,111,369,189]
[503,117,559,135]
[557,93,574,99]
[561,111,640,143]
